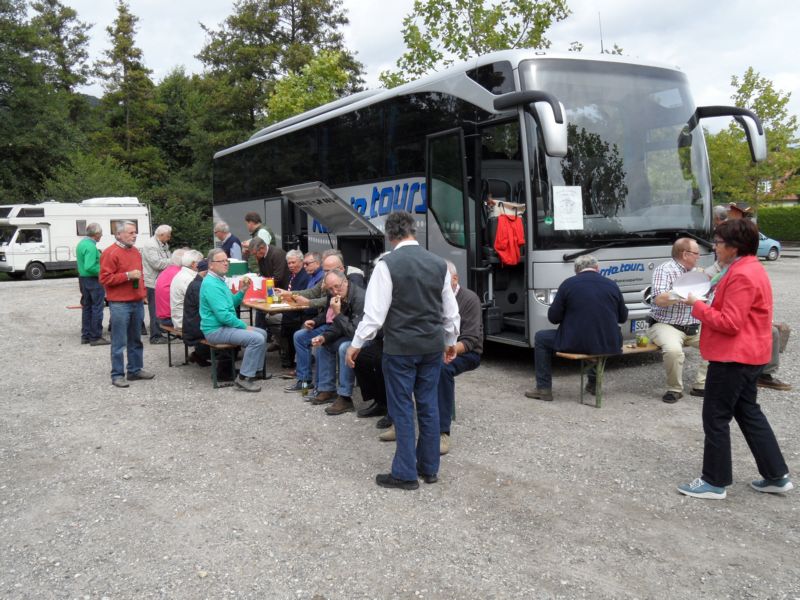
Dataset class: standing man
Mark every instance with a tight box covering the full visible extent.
[647,238,707,404]
[142,224,172,344]
[214,221,243,260]
[99,221,154,388]
[346,211,460,490]
[77,222,109,346]
[242,211,275,273]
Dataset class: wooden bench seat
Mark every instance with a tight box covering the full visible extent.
[200,340,240,388]
[556,343,660,408]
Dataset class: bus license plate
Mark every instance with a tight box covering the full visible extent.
[631,319,649,333]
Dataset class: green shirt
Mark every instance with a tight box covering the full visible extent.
[199,272,246,335]
[76,237,100,277]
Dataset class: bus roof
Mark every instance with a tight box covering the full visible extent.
[215,50,683,160]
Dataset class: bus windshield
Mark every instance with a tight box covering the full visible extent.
[521,59,711,249]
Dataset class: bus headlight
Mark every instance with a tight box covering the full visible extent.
[534,288,558,305]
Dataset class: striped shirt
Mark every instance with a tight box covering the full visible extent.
[649,259,699,326]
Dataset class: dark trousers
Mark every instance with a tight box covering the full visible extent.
[146,287,163,341]
[383,352,442,481]
[437,351,480,434]
[702,361,789,487]
[79,276,105,341]
[353,339,386,407]
[534,329,595,389]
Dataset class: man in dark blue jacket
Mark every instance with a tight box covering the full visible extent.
[525,254,628,402]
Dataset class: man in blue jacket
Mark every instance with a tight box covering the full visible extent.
[525,254,628,402]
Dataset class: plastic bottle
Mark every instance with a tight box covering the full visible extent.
[266,277,275,304]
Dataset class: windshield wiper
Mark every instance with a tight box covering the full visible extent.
[676,230,713,250]
[562,236,669,262]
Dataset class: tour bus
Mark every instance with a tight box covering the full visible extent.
[212,50,765,347]
[0,197,151,280]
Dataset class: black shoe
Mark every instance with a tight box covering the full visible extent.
[357,401,387,418]
[127,369,155,381]
[689,387,705,398]
[662,391,682,404]
[417,471,438,484]
[81,338,90,345]
[150,337,167,345]
[376,473,419,490]
[254,370,273,380]
[376,415,393,429]
[90,337,111,346]
[585,381,596,396]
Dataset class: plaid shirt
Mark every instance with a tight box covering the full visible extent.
[649,259,699,326]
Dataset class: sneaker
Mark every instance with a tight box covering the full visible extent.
[376,473,419,490]
[689,388,705,398]
[524,388,553,401]
[127,369,155,381]
[235,376,262,393]
[585,381,596,396]
[677,477,727,499]
[440,433,450,455]
[284,380,310,393]
[90,337,111,346]
[379,425,396,442]
[750,475,794,494]
[662,391,683,404]
[756,374,792,391]
[111,378,129,388]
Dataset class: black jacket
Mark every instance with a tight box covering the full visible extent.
[182,274,204,345]
[312,280,366,345]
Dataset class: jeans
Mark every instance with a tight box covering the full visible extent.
[205,326,268,378]
[702,361,789,487]
[79,276,105,341]
[438,351,481,434]
[317,338,355,397]
[383,352,442,481]
[146,287,163,341]
[535,329,595,389]
[293,324,330,382]
[109,301,144,381]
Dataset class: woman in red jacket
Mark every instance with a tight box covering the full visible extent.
[678,218,792,500]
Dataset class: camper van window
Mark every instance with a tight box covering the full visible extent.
[0,207,12,218]
[18,208,45,217]
[110,219,137,234]
[76,220,87,236]
[0,225,16,244]
[17,229,42,244]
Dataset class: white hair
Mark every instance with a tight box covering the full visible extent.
[181,249,203,267]
[445,260,457,276]
[214,221,230,233]
[85,222,102,236]
[286,249,304,261]
[170,248,186,265]
[574,254,599,273]
[154,224,172,236]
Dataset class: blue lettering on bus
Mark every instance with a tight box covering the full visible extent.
[369,187,380,218]
[378,186,393,215]
[312,219,329,233]
[351,195,367,214]
[600,263,645,277]
[336,180,430,224]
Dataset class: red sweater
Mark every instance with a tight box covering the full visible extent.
[100,243,147,302]
[691,255,772,365]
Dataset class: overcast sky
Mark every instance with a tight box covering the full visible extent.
[69,0,800,127]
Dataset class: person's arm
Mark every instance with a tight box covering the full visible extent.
[99,249,130,287]
[230,242,242,260]
[209,283,247,329]
[652,265,679,307]
[142,242,170,272]
[456,292,482,354]
[690,271,755,336]
[441,273,460,348]
[351,261,392,349]
[617,287,629,324]
[257,228,272,245]
[547,286,566,324]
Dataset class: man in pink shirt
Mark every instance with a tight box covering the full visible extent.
[154,249,185,327]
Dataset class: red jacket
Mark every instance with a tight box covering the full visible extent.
[100,243,147,302]
[494,214,524,266]
[691,255,772,365]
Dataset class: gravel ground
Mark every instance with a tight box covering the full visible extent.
[1,258,798,600]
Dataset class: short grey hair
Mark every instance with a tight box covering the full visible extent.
[115,220,136,234]
[304,251,321,264]
[321,248,343,261]
[181,249,203,267]
[574,254,599,273]
[214,221,230,233]
[385,211,416,241]
[154,224,172,236]
[286,249,303,261]
[713,205,728,223]
[170,248,186,265]
[324,269,346,284]
[86,222,102,236]
[207,248,226,263]
[250,236,267,253]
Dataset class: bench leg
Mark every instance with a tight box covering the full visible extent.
[578,357,606,408]
[167,332,174,367]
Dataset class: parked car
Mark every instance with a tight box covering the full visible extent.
[757,232,781,261]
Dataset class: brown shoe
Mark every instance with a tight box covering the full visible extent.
[325,395,354,415]
[524,388,553,401]
[757,374,792,391]
[378,425,396,441]
[310,390,336,405]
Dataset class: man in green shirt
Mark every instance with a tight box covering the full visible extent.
[77,222,109,345]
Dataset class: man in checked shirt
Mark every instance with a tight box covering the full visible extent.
[647,238,707,404]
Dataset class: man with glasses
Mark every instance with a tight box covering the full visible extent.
[200,249,270,392]
[647,238,707,404]
[302,252,324,288]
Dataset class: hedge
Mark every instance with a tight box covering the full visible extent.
[756,206,800,242]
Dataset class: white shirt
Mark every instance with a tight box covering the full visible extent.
[351,240,460,349]
[170,266,196,329]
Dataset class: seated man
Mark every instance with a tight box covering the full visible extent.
[154,248,186,327]
[277,249,311,371]
[182,259,211,366]
[249,236,288,335]
[309,270,366,415]
[200,249,270,392]
[647,237,707,404]
[525,254,628,402]
[170,249,203,330]
[353,335,388,420]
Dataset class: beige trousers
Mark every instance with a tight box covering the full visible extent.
[648,322,707,393]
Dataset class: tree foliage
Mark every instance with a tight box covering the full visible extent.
[29,0,91,93]
[380,0,570,87]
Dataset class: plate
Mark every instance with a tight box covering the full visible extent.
[672,271,710,300]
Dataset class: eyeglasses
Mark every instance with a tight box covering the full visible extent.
[684,250,700,255]
[211,259,229,263]
[302,261,317,266]
[712,239,725,246]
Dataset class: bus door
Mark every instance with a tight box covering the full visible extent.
[262,196,285,248]
[425,129,470,286]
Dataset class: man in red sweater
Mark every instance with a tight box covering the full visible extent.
[99,221,155,388]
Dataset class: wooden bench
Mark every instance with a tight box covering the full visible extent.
[556,343,660,408]
[200,340,240,388]
[160,324,189,367]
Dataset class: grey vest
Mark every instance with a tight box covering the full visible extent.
[381,244,447,355]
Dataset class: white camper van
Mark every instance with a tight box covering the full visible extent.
[0,197,152,280]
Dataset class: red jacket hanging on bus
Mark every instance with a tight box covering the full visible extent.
[494,213,525,265]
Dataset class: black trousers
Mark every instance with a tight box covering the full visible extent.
[353,339,386,407]
[702,361,788,487]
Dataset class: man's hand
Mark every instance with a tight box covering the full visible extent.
[345,345,360,368]
[330,295,341,315]
[653,291,678,308]
[127,269,142,280]
[286,291,309,306]
[239,275,251,292]
[303,319,315,330]
[444,345,457,364]
[241,239,250,256]
[683,292,700,307]
[311,335,325,347]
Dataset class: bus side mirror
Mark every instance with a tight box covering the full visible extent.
[691,105,767,163]
[531,100,568,158]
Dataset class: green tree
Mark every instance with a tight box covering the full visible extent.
[379,0,570,87]
[265,49,350,124]
[42,151,141,200]
[29,0,91,93]
[706,67,800,205]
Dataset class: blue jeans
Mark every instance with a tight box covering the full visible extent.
[109,301,144,381]
[293,324,330,382]
[317,338,355,397]
[79,276,105,341]
[206,326,268,378]
[383,352,442,481]
[146,286,163,341]
[438,351,481,434]
[534,329,595,389]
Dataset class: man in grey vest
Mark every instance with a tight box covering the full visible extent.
[347,211,460,490]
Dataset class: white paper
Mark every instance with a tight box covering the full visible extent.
[553,186,584,230]
[671,271,711,300]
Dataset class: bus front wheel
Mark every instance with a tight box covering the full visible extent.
[25,262,45,280]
